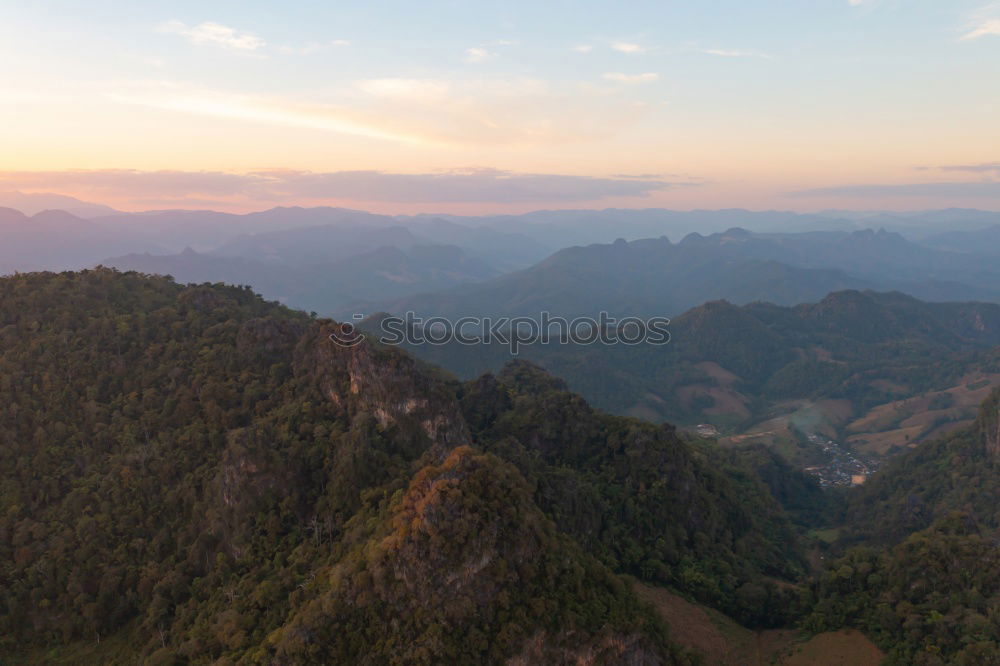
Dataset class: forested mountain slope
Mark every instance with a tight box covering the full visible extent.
[804,390,1000,664]
[807,516,1000,665]
[5,269,1000,664]
[0,269,807,663]
[458,361,808,626]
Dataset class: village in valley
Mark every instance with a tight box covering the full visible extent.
[801,433,878,488]
[693,424,877,488]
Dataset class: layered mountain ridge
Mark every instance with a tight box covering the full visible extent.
[368,227,1000,320]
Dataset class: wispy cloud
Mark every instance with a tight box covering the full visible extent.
[103,78,642,148]
[961,18,1000,40]
[0,169,263,199]
[572,44,593,53]
[157,20,266,51]
[258,168,676,202]
[464,47,495,63]
[602,72,659,84]
[921,162,1000,174]
[108,82,428,143]
[464,39,516,63]
[961,20,1000,40]
[611,42,645,53]
[960,3,1000,40]
[0,168,684,204]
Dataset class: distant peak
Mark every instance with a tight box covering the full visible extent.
[813,290,876,313]
[819,289,869,303]
[679,231,706,244]
[31,209,85,222]
[498,359,569,395]
[848,227,904,242]
[697,298,738,311]
[676,299,742,322]
[680,228,752,246]
[0,207,28,222]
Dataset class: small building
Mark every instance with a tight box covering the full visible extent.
[695,424,719,437]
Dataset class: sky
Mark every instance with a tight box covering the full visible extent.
[1,0,999,214]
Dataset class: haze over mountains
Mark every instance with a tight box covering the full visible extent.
[0,191,119,218]
[3,199,1000,316]
[0,205,549,272]
[921,224,1000,256]
[367,226,1000,320]
[107,243,500,316]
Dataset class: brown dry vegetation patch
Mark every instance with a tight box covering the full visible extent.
[848,425,926,457]
[846,373,1000,456]
[921,419,971,442]
[703,387,752,417]
[847,372,1000,456]
[847,398,914,434]
[677,383,751,419]
[774,629,884,665]
[637,585,884,666]
[810,346,836,363]
[635,584,757,665]
[694,361,742,386]
[854,373,998,429]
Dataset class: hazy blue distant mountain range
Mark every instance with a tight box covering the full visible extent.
[4,203,1000,316]
[0,191,119,218]
[365,227,1000,321]
[920,224,1000,256]
[105,243,498,313]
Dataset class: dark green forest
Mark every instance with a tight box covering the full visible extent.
[0,270,719,663]
[1,269,998,664]
[806,516,1000,664]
